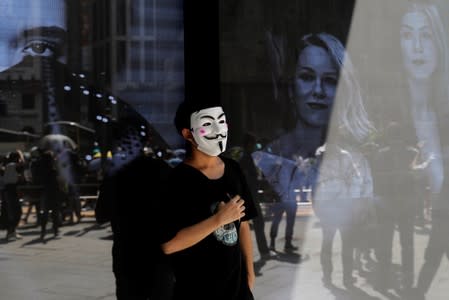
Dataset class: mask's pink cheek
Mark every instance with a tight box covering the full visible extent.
[199,128,207,136]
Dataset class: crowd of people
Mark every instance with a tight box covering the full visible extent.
[0,146,88,241]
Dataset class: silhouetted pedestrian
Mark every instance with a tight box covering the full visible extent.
[96,154,174,300]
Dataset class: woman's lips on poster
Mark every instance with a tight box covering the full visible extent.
[412,58,426,66]
[307,102,328,110]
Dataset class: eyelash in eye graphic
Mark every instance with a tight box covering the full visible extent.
[22,40,61,58]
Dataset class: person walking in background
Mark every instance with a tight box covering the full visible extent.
[1,150,25,241]
[36,151,62,240]
[371,121,422,293]
[161,101,257,300]
[239,132,278,261]
[58,147,83,224]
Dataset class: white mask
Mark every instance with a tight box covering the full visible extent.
[190,106,228,156]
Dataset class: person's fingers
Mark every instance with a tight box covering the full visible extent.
[236,200,245,209]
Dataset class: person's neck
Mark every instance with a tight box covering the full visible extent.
[408,77,432,115]
[293,121,326,157]
[186,147,221,169]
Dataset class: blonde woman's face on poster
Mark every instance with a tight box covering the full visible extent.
[293,45,338,128]
[0,0,67,72]
[400,10,437,79]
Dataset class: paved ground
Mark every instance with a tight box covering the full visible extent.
[0,209,448,299]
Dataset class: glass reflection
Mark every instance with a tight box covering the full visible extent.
[398,3,449,299]
[253,32,374,288]
[0,0,182,243]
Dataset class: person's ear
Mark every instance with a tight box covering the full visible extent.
[181,128,194,143]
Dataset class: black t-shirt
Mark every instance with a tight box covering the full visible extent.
[162,156,257,300]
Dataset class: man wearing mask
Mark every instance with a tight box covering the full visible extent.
[160,101,257,300]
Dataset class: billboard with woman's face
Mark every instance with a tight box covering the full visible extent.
[0,0,184,175]
[220,0,449,299]
[0,0,185,297]
[0,0,67,72]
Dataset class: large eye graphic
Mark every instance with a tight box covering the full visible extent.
[22,40,59,57]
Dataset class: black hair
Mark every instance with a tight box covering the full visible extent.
[174,100,223,157]
[173,100,222,134]
[174,101,194,134]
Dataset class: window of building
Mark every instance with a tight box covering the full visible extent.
[0,98,7,116]
[144,0,155,36]
[22,94,36,110]
[116,0,127,35]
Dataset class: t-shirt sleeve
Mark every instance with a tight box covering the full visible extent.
[225,157,258,222]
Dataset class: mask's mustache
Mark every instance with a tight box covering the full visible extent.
[204,133,227,140]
